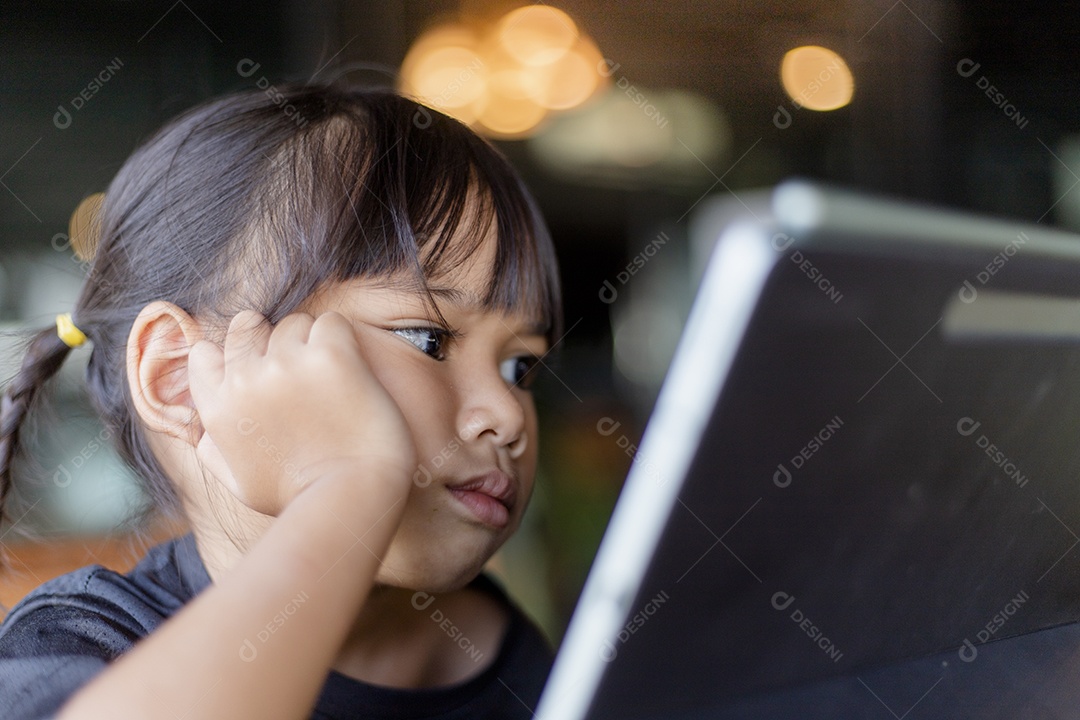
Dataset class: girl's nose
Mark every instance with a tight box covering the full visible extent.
[456,372,528,458]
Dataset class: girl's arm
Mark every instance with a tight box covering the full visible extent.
[57,466,408,720]
[58,310,417,720]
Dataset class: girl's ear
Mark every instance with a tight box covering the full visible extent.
[126,301,206,446]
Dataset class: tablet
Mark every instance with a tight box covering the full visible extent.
[536,181,1080,719]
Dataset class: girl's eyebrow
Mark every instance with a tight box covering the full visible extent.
[427,285,548,337]
[426,286,480,307]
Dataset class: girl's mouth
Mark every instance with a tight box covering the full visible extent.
[446,470,516,528]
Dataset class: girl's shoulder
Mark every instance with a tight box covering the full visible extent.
[0,533,205,720]
[0,532,208,642]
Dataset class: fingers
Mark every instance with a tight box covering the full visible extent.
[190,309,358,413]
[308,310,362,353]
[266,313,315,356]
[190,311,268,432]
[224,310,270,364]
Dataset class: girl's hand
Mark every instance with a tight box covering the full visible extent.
[187,310,417,516]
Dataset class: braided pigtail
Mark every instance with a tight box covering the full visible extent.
[0,325,75,533]
[0,192,101,539]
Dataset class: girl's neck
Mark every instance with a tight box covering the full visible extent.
[331,580,509,688]
[191,522,509,689]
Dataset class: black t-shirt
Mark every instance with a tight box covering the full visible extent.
[0,532,554,720]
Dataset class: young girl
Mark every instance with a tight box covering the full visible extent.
[0,83,562,719]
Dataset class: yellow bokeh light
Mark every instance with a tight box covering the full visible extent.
[780,45,854,111]
[536,37,604,110]
[497,6,578,66]
[400,26,475,87]
[475,89,547,138]
[441,100,480,126]
[399,6,604,139]
[404,46,487,109]
[400,24,477,80]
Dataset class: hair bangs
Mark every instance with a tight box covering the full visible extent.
[393,105,562,341]
[243,91,561,341]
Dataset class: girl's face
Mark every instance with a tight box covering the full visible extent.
[300,225,549,593]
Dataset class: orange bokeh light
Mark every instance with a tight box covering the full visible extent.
[780,45,854,111]
[399,6,604,139]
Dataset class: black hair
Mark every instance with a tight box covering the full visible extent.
[0,83,562,540]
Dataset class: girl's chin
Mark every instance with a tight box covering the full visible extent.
[374,542,503,594]
[373,568,485,596]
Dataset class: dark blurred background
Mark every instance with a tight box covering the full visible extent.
[1,0,1078,639]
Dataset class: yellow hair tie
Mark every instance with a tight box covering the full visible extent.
[56,313,87,348]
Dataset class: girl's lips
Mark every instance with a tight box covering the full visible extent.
[447,470,516,528]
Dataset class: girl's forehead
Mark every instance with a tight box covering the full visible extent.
[429,219,499,289]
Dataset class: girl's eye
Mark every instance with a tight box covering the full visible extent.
[393,327,448,360]
[500,356,541,389]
